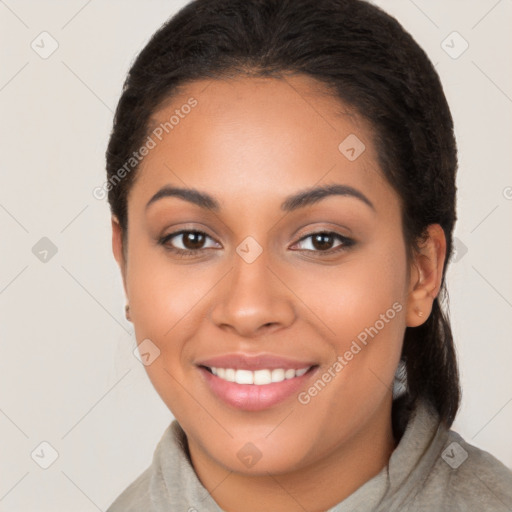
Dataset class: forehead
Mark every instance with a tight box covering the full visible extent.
[131,74,394,211]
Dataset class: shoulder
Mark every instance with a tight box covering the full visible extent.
[411,428,512,511]
[384,400,512,512]
[440,430,512,510]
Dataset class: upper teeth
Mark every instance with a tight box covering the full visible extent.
[209,367,309,385]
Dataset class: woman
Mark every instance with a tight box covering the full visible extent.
[104,0,512,510]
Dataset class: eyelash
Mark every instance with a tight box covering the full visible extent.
[158,229,355,258]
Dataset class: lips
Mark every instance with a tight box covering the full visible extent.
[195,353,319,411]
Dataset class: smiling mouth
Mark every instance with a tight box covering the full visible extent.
[200,365,318,385]
[197,363,320,411]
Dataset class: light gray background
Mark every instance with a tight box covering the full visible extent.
[1,0,511,510]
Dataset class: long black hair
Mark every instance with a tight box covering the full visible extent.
[105,0,461,434]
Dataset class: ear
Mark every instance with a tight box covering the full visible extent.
[406,224,446,327]
[111,215,128,298]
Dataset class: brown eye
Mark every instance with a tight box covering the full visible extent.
[160,230,219,255]
[180,231,207,250]
[311,233,335,251]
[293,231,355,254]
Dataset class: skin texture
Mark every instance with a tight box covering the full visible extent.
[112,74,446,512]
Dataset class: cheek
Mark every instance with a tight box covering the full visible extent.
[124,244,210,414]
[295,241,407,339]
[342,255,407,392]
[124,241,203,353]
[295,241,408,399]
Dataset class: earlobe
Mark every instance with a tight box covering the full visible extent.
[406,224,446,327]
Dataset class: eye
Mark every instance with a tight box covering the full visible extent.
[159,230,219,256]
[292,231,355,255]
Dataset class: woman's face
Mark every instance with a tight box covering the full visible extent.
[114,74,415,475]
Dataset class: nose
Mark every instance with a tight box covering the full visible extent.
[209,248,296,338]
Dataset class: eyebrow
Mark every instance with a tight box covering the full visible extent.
[145,183,375,213]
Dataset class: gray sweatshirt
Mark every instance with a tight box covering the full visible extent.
[106,400,512,511]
